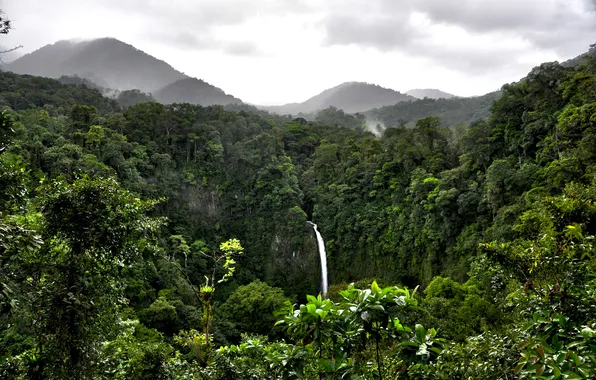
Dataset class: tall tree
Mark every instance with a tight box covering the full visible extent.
[20,177,164,378]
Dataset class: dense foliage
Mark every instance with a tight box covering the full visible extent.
[0,71,119,113]
[366,91,501,130]
[1,23,596,377]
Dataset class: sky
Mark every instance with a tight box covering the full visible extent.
[2,0,596,105]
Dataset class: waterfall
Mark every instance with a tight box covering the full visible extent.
[307,221,328,297]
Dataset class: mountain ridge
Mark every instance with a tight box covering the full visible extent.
[154,77,242,106]
[6,37,593,114]
[4,37,246,106]
[366,91,501,129]
[5,38,188,92]
[260,82,416,115]
[406,88,457,99]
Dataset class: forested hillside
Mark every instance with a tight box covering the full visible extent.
[367,91,501,129]
[2,27,596,378]
[0,71,119,113]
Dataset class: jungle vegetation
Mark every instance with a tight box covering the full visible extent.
[1,14,596,379]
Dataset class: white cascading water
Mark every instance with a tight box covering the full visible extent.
[307,221,328,297]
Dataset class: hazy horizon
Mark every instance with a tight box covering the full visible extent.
[2,0,595,104]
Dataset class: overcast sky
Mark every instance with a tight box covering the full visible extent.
[2,0,596,105]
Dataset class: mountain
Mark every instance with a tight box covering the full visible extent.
[4,38,188,92]
[367,91,501,128]
[57,75,108,92]
[261,82,416,115]
[0,70,119,113]
[154,77,242,106]
[562,46,596,67]
[405,88,457,99]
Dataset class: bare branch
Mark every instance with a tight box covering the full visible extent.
[0,45,22,54]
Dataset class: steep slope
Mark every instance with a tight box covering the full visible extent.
[154,77,242,106]
[406,88,457,99]
[5,38,188,92]
[562,46,596,67]
[262,82,415,115]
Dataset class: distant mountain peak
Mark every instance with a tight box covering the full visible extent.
[405,89,457,100]
[261,82,415,115]
[5,37,188,92]
[154,77,242,106]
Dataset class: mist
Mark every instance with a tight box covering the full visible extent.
[365,118,386,136]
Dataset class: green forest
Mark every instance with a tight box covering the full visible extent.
[2,13,596,379]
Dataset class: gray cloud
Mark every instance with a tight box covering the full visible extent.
[4,0,596,104]
[411,43,528,74]
[416,0,550,33]
[325,13,418,49]
[100,0,313,33]
[223,41,262,56]
[323,0,596,71]
[170,32,211,49]
[106,0,313,54]
[4,0,312,56]
[142,29,223,51]
[142,31,263,56]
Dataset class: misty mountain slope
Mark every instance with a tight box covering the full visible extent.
[262,82,416,115]
[57,75,109,92]
[4,40,76,76]
[406,88,457,99]
[562,46,596,67]
[154,77,242,106]
[375,48,596,129]
[5,38,188,92]
[367,91,501,128]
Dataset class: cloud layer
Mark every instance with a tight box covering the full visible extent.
[323,0,596,71]
[2,0,596,103]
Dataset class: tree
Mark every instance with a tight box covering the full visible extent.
[422,276,501,342]
[199,239,243,360]
[22,177,164,378]
[172,237,244,364]
[0,9,22,59]
[218,280,291,341]
[0,109,14,154]
[0,9,11,35]
[116,89,156,109]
